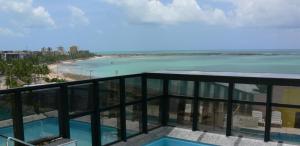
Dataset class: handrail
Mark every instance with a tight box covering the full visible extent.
[0,135,34,146]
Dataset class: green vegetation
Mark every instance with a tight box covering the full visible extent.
[0,51,95,88]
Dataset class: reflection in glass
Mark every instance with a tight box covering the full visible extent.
[168,98,193,128]
[199,82,228,99]
[271,107,300,144]
[21,88,60,142]
[68,84,93,114]
[70,115,91,146]
[198,101,227,134]
[126,104,142,137]
[273,86,300,105]
[0,94,14,146]
[234,84,266,102]
[147,99,161,129]
[125,77,142,103]
[169,80,194,97]
[99,80,120,109]
[100,108,121,145]
[232,103,265,139]
[147,79,163,98]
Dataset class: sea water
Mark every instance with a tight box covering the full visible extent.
[57,50,300,77]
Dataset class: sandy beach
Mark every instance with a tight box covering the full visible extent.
[47,56,106,81]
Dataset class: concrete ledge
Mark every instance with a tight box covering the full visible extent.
[112,127,297,146]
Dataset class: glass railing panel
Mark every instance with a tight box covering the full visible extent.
[0,93,14,145]
[169,80,194,97]
[21,88,60,142]
[147,99,161,129]
[168,98,193,128]
[99,80,120,109]
[273,86,300,105]
[199,82,228,99]
[100,107,121,145]
[271,107,300,144]
[234,84,266,102]
[198,101,227,134]
[68,83,93,115]
[147,79,163,98]
[125,104,142,137]
[70,115,92,146]
[125,77,142,103]
[231,103,265,139]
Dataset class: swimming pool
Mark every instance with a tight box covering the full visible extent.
[0,117,133,146]
[144,137,215,146]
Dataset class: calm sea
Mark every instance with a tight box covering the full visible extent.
[57,50,300,77]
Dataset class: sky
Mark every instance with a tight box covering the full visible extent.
[0,0,300,52]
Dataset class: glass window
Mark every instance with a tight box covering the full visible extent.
[0,94,14,145]
[147,99,161,129]
[273,86,300,105]
[147,79,163,98]
[234,84,266,102]
[199,82,228,99]
[231,103,265,139]
[168,98,193,128]
[198,101,227,134]
[126,104,142,137]
[70,115,92,146]
[271,107,300,144]
[100,108,121,145]
[125,77,142,103]
[169,80,194,97]
[21,88,60,142]
[99,80,120,109]
[68,83,93,114]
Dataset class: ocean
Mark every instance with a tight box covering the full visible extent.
[56,50,300,77]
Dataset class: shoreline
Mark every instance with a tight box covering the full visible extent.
[47,56,105,81]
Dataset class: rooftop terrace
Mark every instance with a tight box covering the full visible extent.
[1,71,300,146]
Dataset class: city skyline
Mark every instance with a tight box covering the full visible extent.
[0,0,300,51]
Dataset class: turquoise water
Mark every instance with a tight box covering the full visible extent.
[58,52,300,77]
[0,118,123,146]
[144,137,215,146]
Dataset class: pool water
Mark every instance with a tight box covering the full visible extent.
[144,137,215,146]
[0,118,131,146]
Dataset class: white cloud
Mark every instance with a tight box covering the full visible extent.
[105,0,300,28]
[0,27,24,37]
[68,6,90,27]
[230,0,300,27]
[0,0,55,28]
[105,0,228,25]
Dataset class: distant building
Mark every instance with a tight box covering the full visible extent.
[57,46,65,55]
[41,47,53,55]
[69,46,79,55]
[0,51,30,61]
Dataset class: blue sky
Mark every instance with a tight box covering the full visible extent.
[0,0,300,51]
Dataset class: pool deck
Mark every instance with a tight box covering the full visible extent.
[112,127,297,146]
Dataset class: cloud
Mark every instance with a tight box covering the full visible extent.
[105,0,228,25]
[68,6,90,27]
[230,0,300,27]
[0,0,55,28]
[104,0,300,28]
[0,27,24,37]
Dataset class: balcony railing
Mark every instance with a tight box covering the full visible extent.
[1,71,300,146]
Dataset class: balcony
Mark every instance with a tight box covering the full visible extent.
[1,71,300,146]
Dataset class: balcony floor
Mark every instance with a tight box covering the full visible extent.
[112,126,296,146]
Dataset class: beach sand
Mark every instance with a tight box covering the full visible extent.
[47,56,106,81]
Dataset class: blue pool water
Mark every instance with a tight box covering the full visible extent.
[0,118,127,146]
[144,137,215,146]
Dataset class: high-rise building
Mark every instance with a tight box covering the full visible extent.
[69,45,79,55]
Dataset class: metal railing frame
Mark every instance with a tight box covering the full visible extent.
[1,72,300,145]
